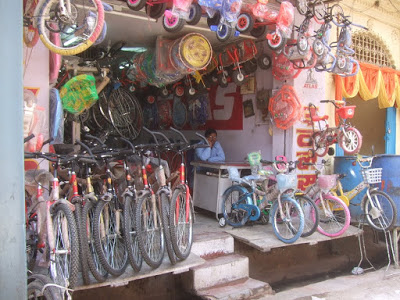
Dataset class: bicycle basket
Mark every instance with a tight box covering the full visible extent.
[317,175,337,192]
[276,173,297,192]
[337,106,355,119]
[362,168,382,184]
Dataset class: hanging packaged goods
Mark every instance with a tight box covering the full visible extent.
[127,33,212,88]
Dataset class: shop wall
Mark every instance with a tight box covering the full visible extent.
[23,42,50,168]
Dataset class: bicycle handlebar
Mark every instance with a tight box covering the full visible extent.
[24,134,35,144]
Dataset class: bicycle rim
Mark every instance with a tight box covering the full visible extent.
[272,197,304,244]
[296,194,319,237]
[169,188,193,260]
[93,199,128,276]
[364,190,397,231]
[136,193,165,269]
[50,203,79,289]
[36,0,104,55]
[222,186,250,228]
[123,195,143,272]
[82,200,108,282]
[315,195,350,237]
[161,193,178,264]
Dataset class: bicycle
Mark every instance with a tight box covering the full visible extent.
[24,139,80,289]
[222,153,305,244]
[167,127,209,259]
[308,100,363,157]
[332,155,397,231]
[31,0,105,55]
[303,160,351,237]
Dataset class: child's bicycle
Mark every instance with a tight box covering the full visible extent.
[308,100,362,157]
[303,160,351,237]
[332,155,397,231]
[221,153,305,244]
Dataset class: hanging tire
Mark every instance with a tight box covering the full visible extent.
[217,71,229,88]
[207,12,221,27]
[146,2,167,19]
[163,13,185,32]
[267,30,287,51]
[232,70,246,86]
[236,13,254,33]
[216,23,235,42]
[257,54,272,70]
[175,84,185,97]
[250,24,266,38]
[126,0,146,11]
[187,3,202,25]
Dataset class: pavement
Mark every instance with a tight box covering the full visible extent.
[261,265,400,300]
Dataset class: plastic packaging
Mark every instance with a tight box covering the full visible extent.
[49,88,64,144]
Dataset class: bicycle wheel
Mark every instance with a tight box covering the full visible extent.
[81,200,108,282]
[296,194,319,237]
[315,194,350,237]
[28,274,63,300]
[35,0,105,55]
[136,192,165,269]
[50,203,80,289]
[93,199,128,276]
[339,127,362,155]
[271,197,304,244]
[169,187,194,260]
[73,202,90,285]
[161,193,178,264]
[222,185,251,228]
[312,131,328,157]
[363,190,397,231]
[123,195,143,272]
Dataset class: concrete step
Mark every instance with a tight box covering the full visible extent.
[196,277,273,300]
[183,254,249,291]
[192,231,234,258]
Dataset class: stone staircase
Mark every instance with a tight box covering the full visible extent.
[182,231,273,300]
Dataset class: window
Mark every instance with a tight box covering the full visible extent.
[352,31,395,68]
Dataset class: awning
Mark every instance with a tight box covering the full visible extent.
[335,62,400,109]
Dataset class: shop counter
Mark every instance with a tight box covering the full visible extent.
[191,161,252,223]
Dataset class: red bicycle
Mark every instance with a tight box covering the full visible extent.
[308,100,363,157]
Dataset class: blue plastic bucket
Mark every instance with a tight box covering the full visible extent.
[334,156,366,223]
[372,155,400,227]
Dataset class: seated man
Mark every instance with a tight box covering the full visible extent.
[194,128,225,163]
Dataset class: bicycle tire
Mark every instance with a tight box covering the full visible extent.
[222,185,251,228]
[123,195,143,272]
[363,190,397,231]
[28,279,57,300]
[296,194,319,237]
[136,193,165,269]
[169,187,194,260]
[50,203,80,289]
[93,199,128,277]
[35,0,105,55]
[81,200,108,283]
[312,131,329,157]
[339,127,362,155]
[315,194,350,237]
[73,203,90,285]
[271,197,304,244]
[161,193,178,264]
[28,274,63,300]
